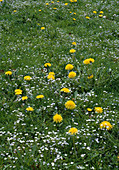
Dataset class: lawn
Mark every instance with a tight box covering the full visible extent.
[0,0,119,169]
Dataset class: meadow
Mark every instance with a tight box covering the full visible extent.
[0,0,119,169]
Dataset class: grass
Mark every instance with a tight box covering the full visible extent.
[0,0,119,169]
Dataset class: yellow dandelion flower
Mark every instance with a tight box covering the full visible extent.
[70,11,72,13]
[5,71,12,75]
[69,49,76,53]
[57,1,59,2]
[68,71,76,78]
[95,107,103,113]
[88,74,93,79]
[15,89,22,95]
[53,113,63,123]
[85,16,90,19]
[72,42,76,45]
[65,100,76,110]
[53,8,57,10]
[73,18,76,21]
[0,0,3,2]
[41,27,45,30]
[46,3,49,5]
[93,11,97,14]
[100,121,112,130]
[47,74,55,80]
[65,64,74,70]
[65,3,68,5]
[60,88,70,93]
[87,108,92,111]
[36,95,44,99]
[22,96,28,101]
[68,127,78,135]
[44,63,51,67]
[83,58,94,64]
[26,107,34,111]
[39,9,42,11]
[48,72,55,76]
[51,1,54,3]
[13,10,17,12]
[24,76,32,81]
[99,11,104,14]
[73,12,76,15]
[99,15,103,18]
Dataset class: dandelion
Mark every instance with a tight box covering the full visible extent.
[53,8,57,10]
[41,27,45,30]
[48,72,55,76]
[68,71,76,78]
[99,11,104,14]
[85,16,90,19]
[72,42,76,45]
[46,3,49,5]
[47,74,55,80]
[65,64,74,70]
[73,18,76,21]
[93,11,97,14]
[100,121,112,130]
[99,15,103,18]
[95,107,103,113]
[53,113,63,123]
[65,100,76,110]
[88,74,93,79]
[15,89,22,95]
[65,3,68,5]
[13,10,17,12]
[73,12,76,15]
[24,76,32,81]
[83,58,95,64]
[26,107,34,111]
[51,1,54,3]
[22,96,28,101]
[68,127,78,135]
[39,9,42,11]
[69,49,76,53]
[36,95,44,99]
[60,88,70,93]
[87,108,92,111]
[5,71,12,75]
[44,63,51,67]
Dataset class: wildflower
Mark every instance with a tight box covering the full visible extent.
[72,42,76,45]
[69,49,76,53]
[53,113,63,123]
[13,10,17,12]
[117,156,119,161]
[65,64,74,70]
[44,63,51,67]
[60,88,70,93]
[87,108,92,111]
[47,74,55,80]
[83,58,95,64]
[26,107,34,111]
[95,107,103,113]
[65,3,68,5]
[22,96,28,101]
[85,16,90,19]
[93,11,97,14]
[68,127,78,135]
[24,76,32,81]
[51,1,54,3]
[65,100,76,110]
[46,3,49,5]
[15,89,22,95]
[41,27,45,30]
[48,72,55,76]
[70,11,72,13]
[68,71,76,78]
[73,18,76,21]
[88,74,93,79]
[53,8,57,10]
[99,11,104,14]
[36,95,44,99]
[100,121,112,130]
[73,12,76,15]
[99,15,103,18]
[39,9,42,11]
[5,71,12,75]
